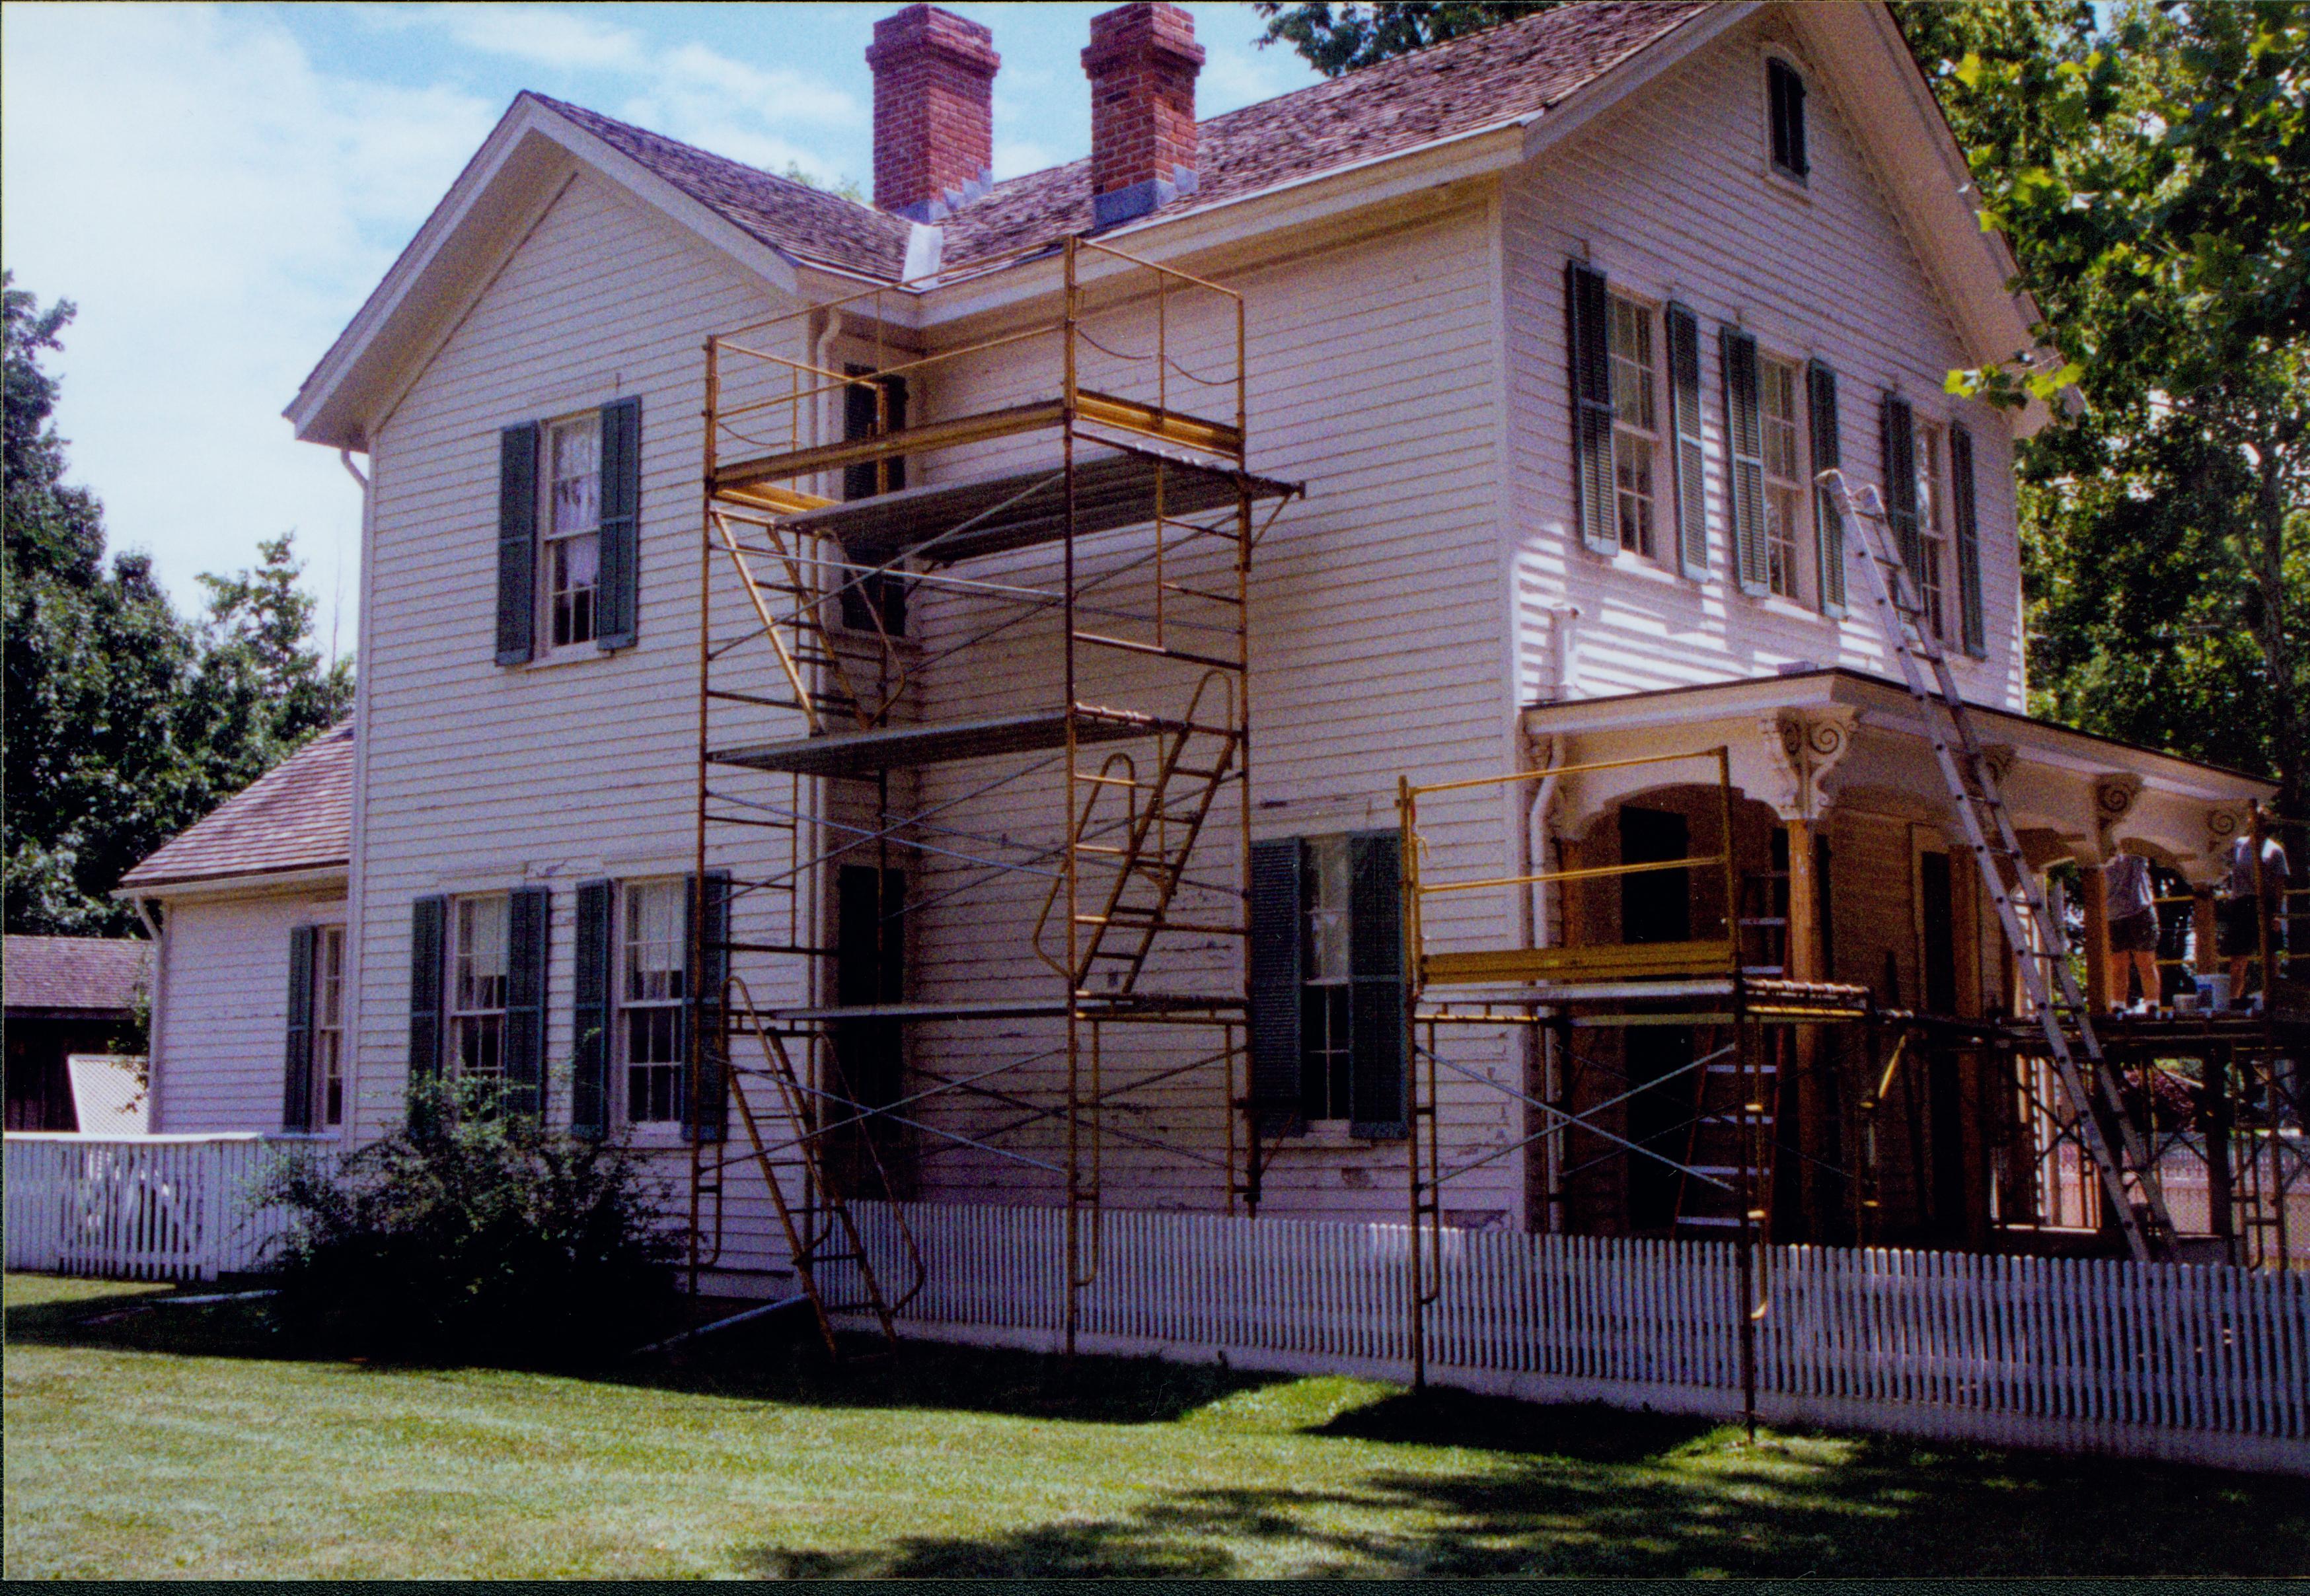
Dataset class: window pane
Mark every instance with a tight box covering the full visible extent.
[1608,299,1655,429]
[624,880,686,1003]
[1303,837,1351,982]
[455,895,508,1013]
[550,419,601,535]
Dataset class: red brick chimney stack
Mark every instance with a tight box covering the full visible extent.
[866,5,999,221]
[1082,2,1204,229]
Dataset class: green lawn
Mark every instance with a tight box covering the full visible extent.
[5,1272,2305,1579]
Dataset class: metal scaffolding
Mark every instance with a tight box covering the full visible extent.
[685,236,1299,1346]
[1396,748,1875,1424]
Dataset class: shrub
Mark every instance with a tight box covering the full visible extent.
[258,1080,681,1363]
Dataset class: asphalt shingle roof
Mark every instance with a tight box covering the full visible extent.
[530,2,1709,279]
[3,936,149,1015]
[119,724,354,890]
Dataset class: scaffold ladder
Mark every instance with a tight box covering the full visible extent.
[1820,469,2173,1261]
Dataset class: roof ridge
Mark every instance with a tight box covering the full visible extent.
[524,90,891,223]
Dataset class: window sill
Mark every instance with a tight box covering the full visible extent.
[523,643,611,670]
[622,1124,687,1149]
[1599,548,1693,586]
[1763,165,1812,204]
[1271,1118,1391,1149]
[1750,591,1834,625]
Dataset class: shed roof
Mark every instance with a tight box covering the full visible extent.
[3,936,149,1015]
[118,723,354,891]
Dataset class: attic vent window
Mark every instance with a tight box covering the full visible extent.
[1768,57,1808,180]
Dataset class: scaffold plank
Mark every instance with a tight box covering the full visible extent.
[764,441,1296,568]
[710,706,1172,776]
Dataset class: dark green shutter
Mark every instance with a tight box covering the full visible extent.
[1807,360,1847,616]
[1664,303,1707,579]
[1880,394,1921,591]
[408,896,447,1120]
[1347,829,1407,1140]
[496,424,539,666]
[685,870,731,1143]
[503,885,550,1122]
[572,879,613,1140]
[1566,260,1617,556]
[1721,326,1768,595]
[595,397,642,651]
[1248,837,1306,1136]
[1950,422,1986,658]
[282,924,317,1132]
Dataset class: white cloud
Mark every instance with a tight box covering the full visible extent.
[1,3,498,649]
[431,4,644,72]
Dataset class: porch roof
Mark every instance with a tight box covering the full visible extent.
[1524,668,2271,800]
[1520,668,2272,879]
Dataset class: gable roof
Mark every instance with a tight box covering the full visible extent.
[532,3,1706,274]
[119,724,354,892]
[293,1,2040,445]
[3,936,149,1015]
[527,94,911,279]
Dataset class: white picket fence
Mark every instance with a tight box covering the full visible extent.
[3,1134,309,1281]
[833,1200,2310,1474]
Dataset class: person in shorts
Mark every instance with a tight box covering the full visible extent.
[2218,830,2290,1003]
[2102,851,2159,1009]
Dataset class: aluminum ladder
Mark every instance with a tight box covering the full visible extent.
[1819,468,2175,1262]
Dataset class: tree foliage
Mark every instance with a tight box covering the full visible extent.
[1256,2,2310,813]
[3,275,354,935]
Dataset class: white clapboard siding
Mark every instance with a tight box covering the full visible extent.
[3,1134,311,1282]
[149,887,344,1134]
[1503,9,2025,711]
[827,1198,2309,1472]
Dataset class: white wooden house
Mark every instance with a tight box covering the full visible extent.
[114,1,2286,1284]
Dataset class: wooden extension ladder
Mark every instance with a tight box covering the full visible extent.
[1820,470,2175,1261]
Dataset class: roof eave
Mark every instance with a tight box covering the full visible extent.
[286,95,807,453]
[114,861,351,901]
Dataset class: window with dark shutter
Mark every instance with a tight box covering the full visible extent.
[1248,837,1306,1136]
[408,896,447,1124]
[1347,828,1406,1140]
[834,865,907,1138]
[684,870,731,1143]
[572,879,613,1140]
[1721,326,1769,595]
[1565,260,1618,556]
[1665,303,1707,579]
[496,425,539,665]
[1881,394,1921,589]
[595,397,641,651]
[1807,360,1847,615]
[283,924,317,1132]
[841,370,910,636]
[1768,57,1808,180]
[1950,423,1986,657]
[502,886,550,1122]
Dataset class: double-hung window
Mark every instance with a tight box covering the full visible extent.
[1607,295,1661,559]
[449,893,510,1087]
[622,879,687,1125]
[1768,57,1808,181]
[311,925,345,1127]
[1299,836,1355,1121]
[542,414,602,649]
[1915,420,1952,641]
[1759,357,1807,601]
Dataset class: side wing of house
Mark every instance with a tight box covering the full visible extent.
[350,166,790,1151]
[1503,7,2024,709]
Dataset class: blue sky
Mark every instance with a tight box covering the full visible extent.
[0,3,1322,654]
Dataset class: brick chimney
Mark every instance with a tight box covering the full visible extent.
[1082,2,1204,229]
[866,5,999,221]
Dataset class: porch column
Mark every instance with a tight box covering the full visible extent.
[1785,816,1822,985]
[2079,860,2113,1013]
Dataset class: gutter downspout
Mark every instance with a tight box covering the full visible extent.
[1522,604,1578,1233]
[131,896,166,1130]
[808,310,842,1014]
[342,441,375,1145]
